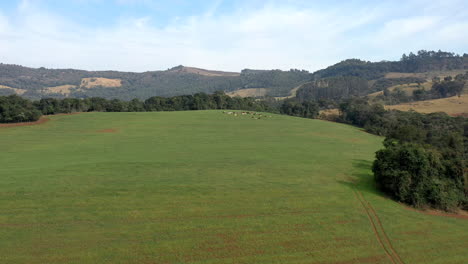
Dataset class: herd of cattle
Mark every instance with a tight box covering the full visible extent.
[222,111,272,119]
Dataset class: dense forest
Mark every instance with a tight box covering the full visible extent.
[296,76,370,101]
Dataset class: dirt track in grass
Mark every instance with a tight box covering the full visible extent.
[354,190,405,264]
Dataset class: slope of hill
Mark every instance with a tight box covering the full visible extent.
[295,51,467,102]
[0,64,311,100]
[167,65,240,77]
[226,88,268,97]
[296,76,370,101]
[367,82,433,98]
[386,95,468,116]
[0,111,466,263]
[312,51,468,81]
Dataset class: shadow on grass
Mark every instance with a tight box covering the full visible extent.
[338,159,383,196]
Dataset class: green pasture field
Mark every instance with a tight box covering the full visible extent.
[0,111,466,263]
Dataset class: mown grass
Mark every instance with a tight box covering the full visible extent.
[0,111,466,263]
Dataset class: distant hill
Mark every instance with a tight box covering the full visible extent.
[1,50,466,101]
[0,64,311,100]
[312,50,468,81]
[385,95,468,117]
[167,65,240,77]
[296,50,468,101]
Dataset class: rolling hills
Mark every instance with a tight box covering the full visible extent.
[0,111,466,263]
[1,50,466,102]
[0,64,312,100]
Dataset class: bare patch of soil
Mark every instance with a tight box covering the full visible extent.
[52,112,83,117]
[404,206,468,220]
[0,118,50,128]
[97,128,118,133]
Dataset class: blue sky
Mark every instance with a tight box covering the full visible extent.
[0,0,467,72]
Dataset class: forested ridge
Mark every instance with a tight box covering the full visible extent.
[0,64,311,99]
[1,50,467,101]
[312,50,468,80]
[296,51,468,102]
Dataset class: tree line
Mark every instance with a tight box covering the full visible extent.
[338,98,467,211]
[0,92,275,123]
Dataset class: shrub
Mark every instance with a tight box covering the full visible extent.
[373,141,465,210]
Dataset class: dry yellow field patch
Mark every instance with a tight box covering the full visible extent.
[368,82,433,98]
[386,95,468,116]
[227,88,268,98]
[0,85,27,95]
[385,70,466,80]
[44,85,76,95]
[80,78,122,89]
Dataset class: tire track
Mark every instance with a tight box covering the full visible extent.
[354,190,405,264]
[361,193,405,264]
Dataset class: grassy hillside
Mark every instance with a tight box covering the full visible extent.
[226,88,268,97]
[368,82,433,98]
[0,112,466,263]
[386,95,468,116]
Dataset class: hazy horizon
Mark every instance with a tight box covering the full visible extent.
[0,0,467,72]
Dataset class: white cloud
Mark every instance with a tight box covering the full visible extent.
[0,0,466,72]
[0,12,8,33]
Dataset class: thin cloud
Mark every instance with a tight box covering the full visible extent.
[0,0,466,72]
